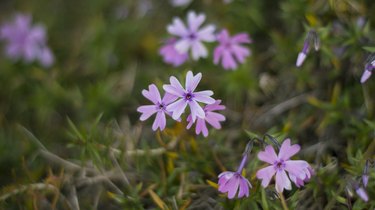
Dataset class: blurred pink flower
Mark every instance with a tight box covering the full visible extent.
[159,38,188,66]
[213,29,251,70]
[296,30,319,67]
[218,143,252,199]
[256,138,312,193]
[137,84,177,131]
[163,71,215,122]
[186,100,225,137]
[167,11,216,60]
[0,13,54,67]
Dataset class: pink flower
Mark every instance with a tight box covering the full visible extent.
[0,13,54,67]
[256,138,312,193]
[159,38,188,66]
[163,71,215,122]
[360,60,374,83]
[213,29,251,70]
[186,100,225,137]
[218,145,252,199]
[167,11,216,60]
[137,84,177,131]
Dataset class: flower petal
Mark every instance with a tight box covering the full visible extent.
[187,11,205,32]
[191,41,207,60]
[167,99,187,120]
[275,170,291,193]
[360,69,372,83]
[189,100,205,122]
[205,112,225,129]
[185,71,201,92]
[142,84,161,104]
[137,105,157,121]
[167,17,188,37]
[278,138,300,160]
[194,91,215,104]
[152,111,166,131]
[197,25,216,42]
[256,165,276,188]
[258,145,278,164]
[284,160,309,180]
[175,38,191,54]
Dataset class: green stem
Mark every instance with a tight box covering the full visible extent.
[279,192,289,210]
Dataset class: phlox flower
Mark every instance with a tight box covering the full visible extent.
[296,30,320,67]
[137,84,177,131]
[360,59,374,83]
[186,100,225,137]
[159,38,188,67]
[256,138,312,193]
[355,187,369,202]
[163,71,215,122]
[213,29,251,70]
[218,144,252,199]
[167,11,216,60]
[0,13,54,67]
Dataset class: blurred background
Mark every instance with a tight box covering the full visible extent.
[0,0,374,209]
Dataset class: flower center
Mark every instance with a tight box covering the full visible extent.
[274,160,285,171]
[184,92,194,101]
[157,103,165,111]
[188,33,197,40]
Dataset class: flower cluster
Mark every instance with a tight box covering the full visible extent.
[217,138,313,199]
[0,13,54,67]
[159,11,251,71]
[137,71,225,137]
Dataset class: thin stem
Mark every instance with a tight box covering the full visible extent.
[279,192,289,210]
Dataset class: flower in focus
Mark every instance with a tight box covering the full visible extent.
[186,100,225,137]
[256,138,312,193]
[213,29,251,70]
[218,142,252,199]
[360,58,374,83]
[296,30,319,67]
[137,84,177,131]
[167,11,216,60]
[0,13,54,67]
[163,71,215,122]
[159,38,189,66]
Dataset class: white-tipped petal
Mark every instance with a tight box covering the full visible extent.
[296,52,307,67]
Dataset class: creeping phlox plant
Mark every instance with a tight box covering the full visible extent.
[137,70,225,137]
[159,11,252,71]
[217,135,313,199]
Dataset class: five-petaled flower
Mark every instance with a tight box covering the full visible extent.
[137,84,177,131]
[214,29,251,70]
[159,38,189,67]
[256,138,312,193]
[218,144,252,199]
[186,100,225,137]
[167,11,216,60]
[163,70,215,122]
[0,13,54,67]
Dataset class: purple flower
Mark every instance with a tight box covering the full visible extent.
[213,29,251,70]
[355,187,369,202]
[167,11,216,60]
[256,138,312,193]
[296,30,319,67]
[218,144,252,199]
[159,38,189,66]
[186,100,225,137]
[137,84,177,131]
[360,60,374,83]
[0,13,54,67]
[163,71,215,122]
